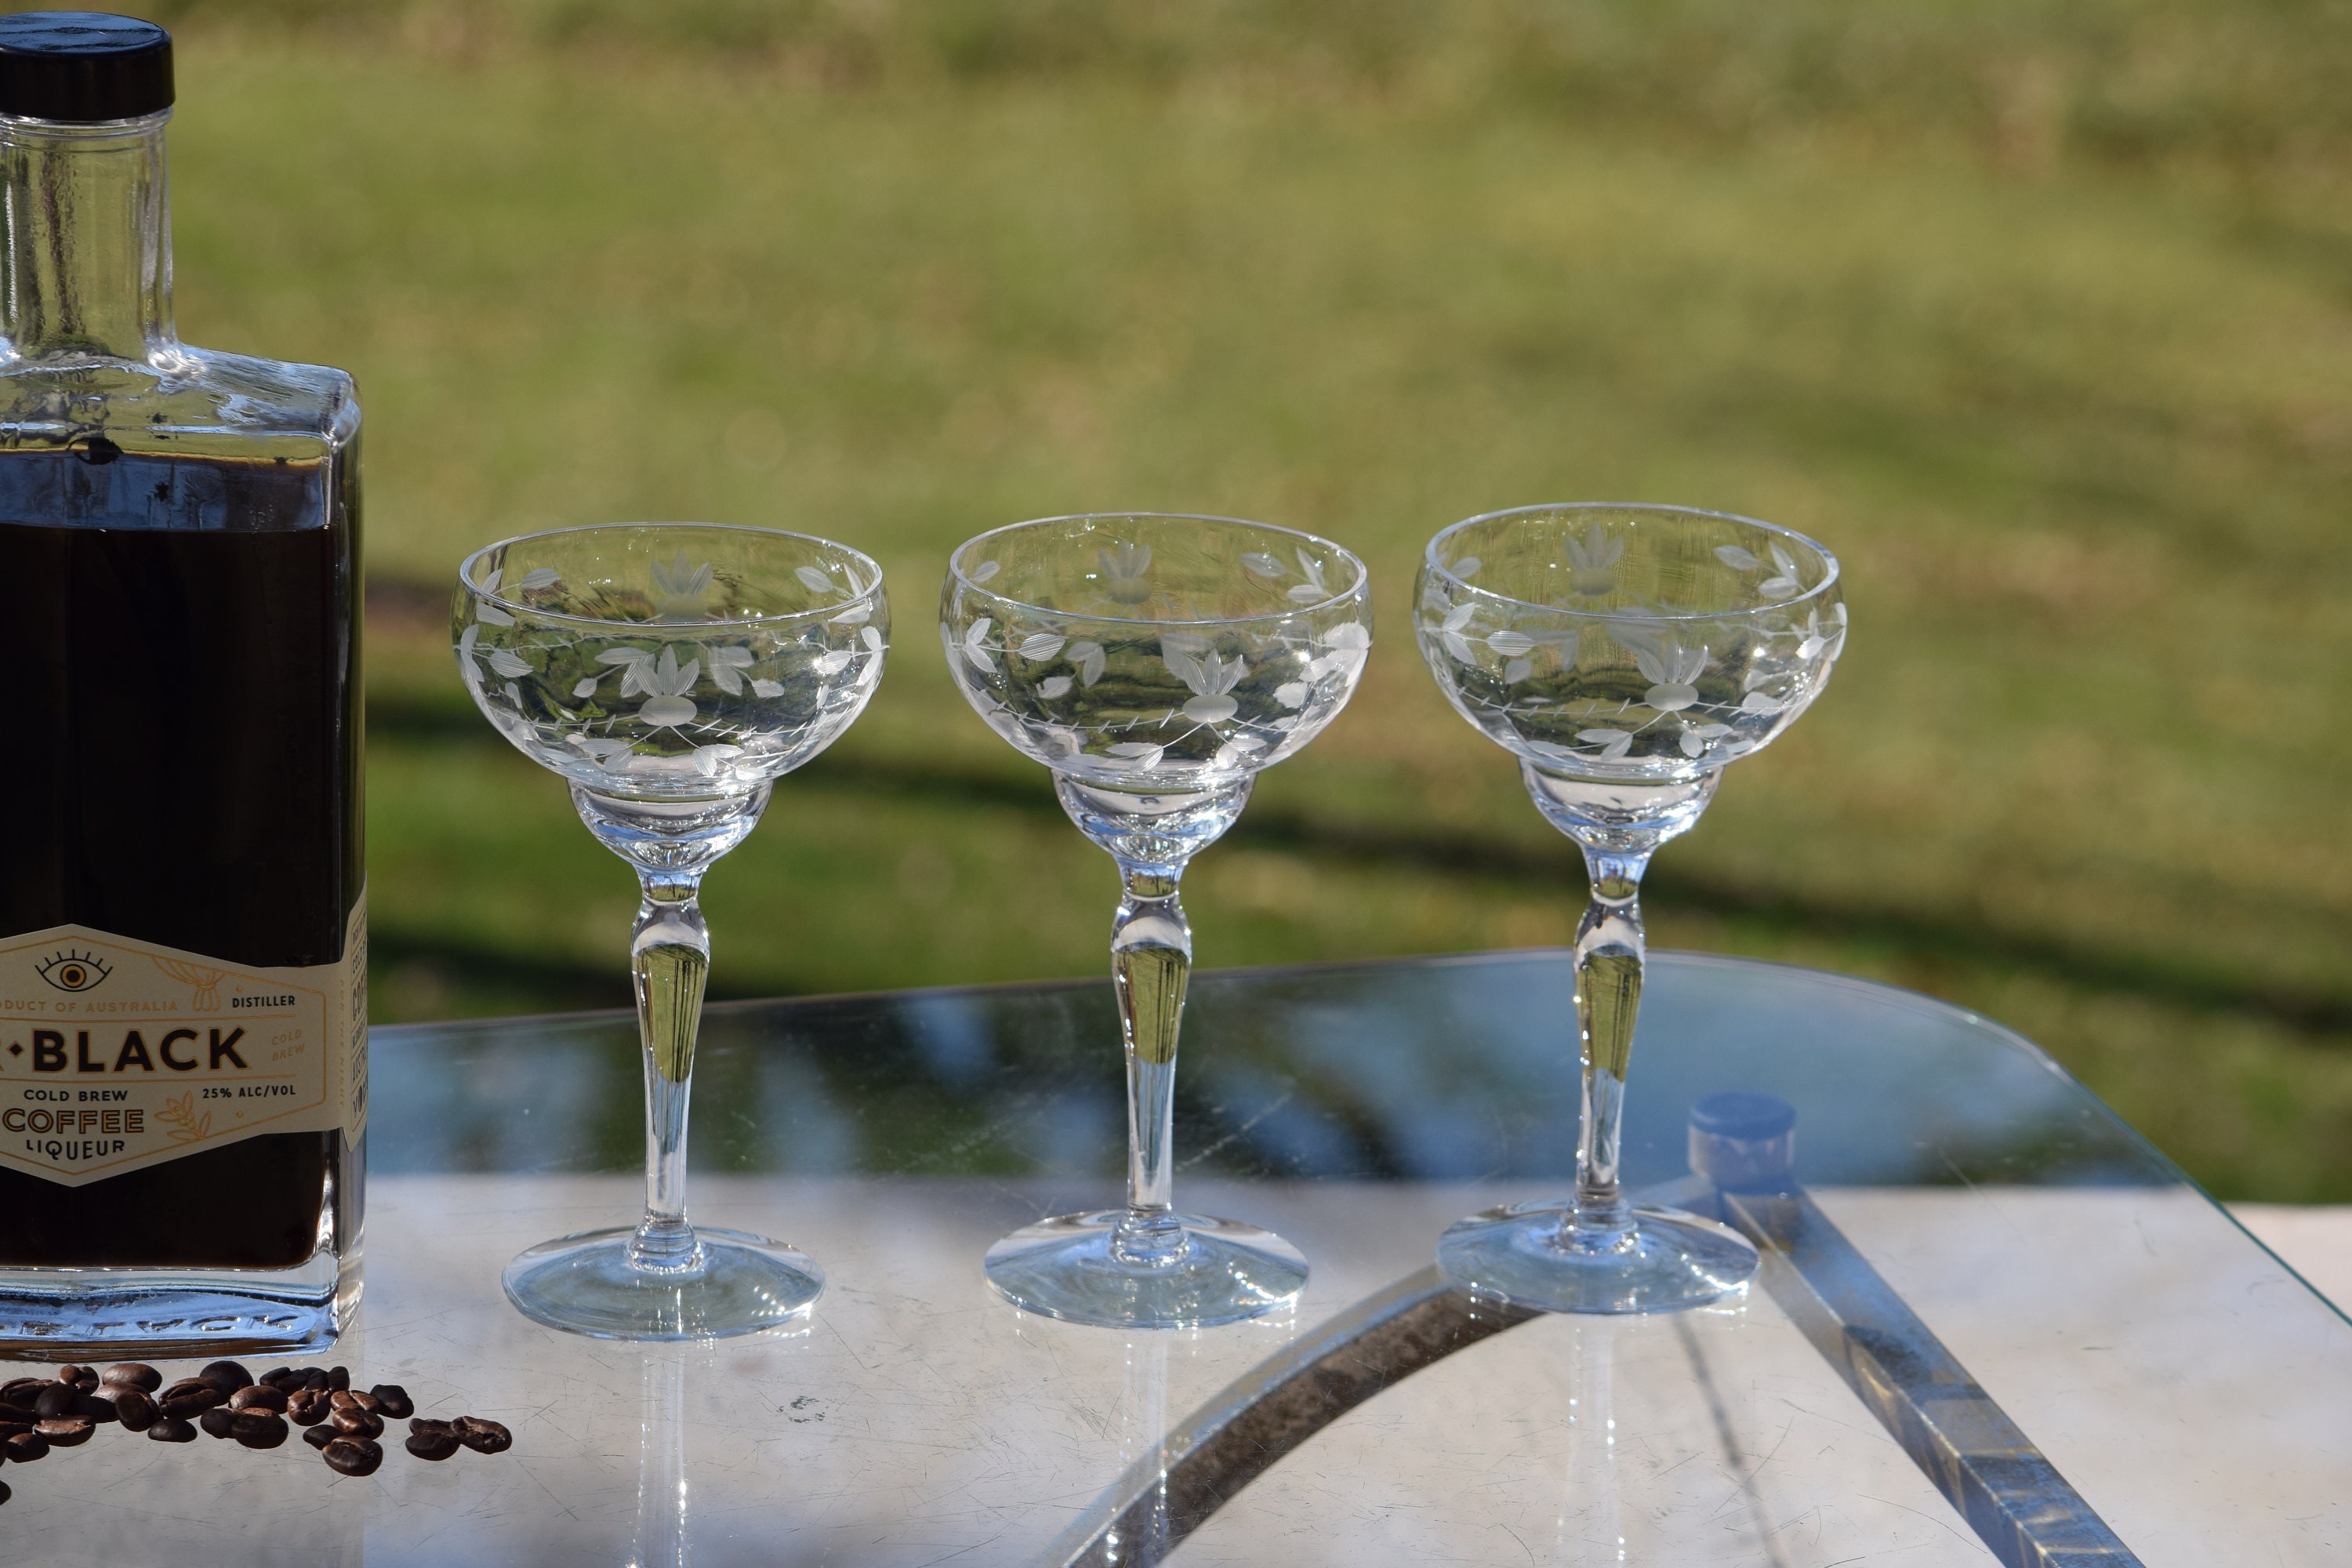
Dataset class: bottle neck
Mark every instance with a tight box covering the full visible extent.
[0,111,174,363]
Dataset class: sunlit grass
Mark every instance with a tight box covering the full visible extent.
[132,2,2352,1196]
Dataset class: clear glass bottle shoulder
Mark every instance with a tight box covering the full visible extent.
[0,343,358,464]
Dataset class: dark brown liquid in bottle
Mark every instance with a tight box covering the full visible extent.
[0,445,360,1269]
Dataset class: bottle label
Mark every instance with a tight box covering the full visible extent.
[0,899,365,1186]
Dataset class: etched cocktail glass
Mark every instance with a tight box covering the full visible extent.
[455,523,888,1338]
[1417,503,1845,1313]
[942,513,1372,1327]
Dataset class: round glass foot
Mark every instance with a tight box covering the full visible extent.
[503,1225,824,1341]
[1436,1200,1755,1316]
[984,1210,1307,1328]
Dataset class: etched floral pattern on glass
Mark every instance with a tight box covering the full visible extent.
[456,542,886,798]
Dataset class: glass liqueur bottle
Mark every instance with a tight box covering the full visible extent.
[0,14,364,1355]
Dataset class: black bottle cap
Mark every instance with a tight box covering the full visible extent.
[0,13,172,122]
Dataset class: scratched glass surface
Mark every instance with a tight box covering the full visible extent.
[0,954,2339,1568]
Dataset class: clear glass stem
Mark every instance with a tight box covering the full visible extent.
[630,870,710,1276]
[1569,848,1650,1254]
[1112,865,1191,1267]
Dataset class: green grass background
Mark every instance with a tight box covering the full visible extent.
[126,0,2352,1198]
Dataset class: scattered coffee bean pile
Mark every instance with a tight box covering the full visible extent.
[0,1359,512,1501]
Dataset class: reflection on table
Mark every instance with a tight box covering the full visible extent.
[0,953,2340,1566]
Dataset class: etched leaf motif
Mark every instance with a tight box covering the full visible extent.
[1274,681,1308,709]
[1714,545,1759,572]
[1100,543,1154,603]
[1759,543,1800,597]
[968,559,1002,585]
[486,648,532,679]
[1286,550,1330,604]
[1797,604,1846,662]
[474,604,515,627]
[828,602,874,625]
[1103,741,1165,770]
[1636,640,1707,711]
[750,678,785,698]
[813,650,854,677]
[1679,721,1735,757]
[1739,689,1787,715]
[1038,676,1073,699]
[1504,658,1534,684]
[795,565,837,595]
[960,618,996,673]
[519,567,561,590]
[572,676,599,699]
[1160,633,1209,692]
[633,646,702,728]
[1071,641,1107,686]
[1486,630,1534,658]
[1242,552,1287,578]
[1576,728,1635,760]
[1450,556,1482,578]
[1183,694,1238,724]
[648,553,717,619]
[1565,524,1625,596]
[1439,602,1478,664]
[1018,632,1067,662]
[599,646,655,697]
[707,645,755,695]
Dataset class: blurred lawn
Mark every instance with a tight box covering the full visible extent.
[141,1,2352,1197]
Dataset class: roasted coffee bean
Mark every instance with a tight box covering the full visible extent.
[286,1390,329,1426]
[303,1369,332,1392]
[56,1364,96,1391]
[303,1423,337,1450]
[101,1363,160,1394]
[0,1378,45,1411]
[258,1367,297,1391]
[158,1381,224,1418]
[329,1388,379,1414]
[0,1419,29,1438]
[229,1385,288,1414]
[5,1432,45,1461]
[328,1408,383,1440]
[321,1437,381,1477]
[113,1390,158,1433]
[409,1417,450,1434]
[231,1410,289,1450]
[34,1419,92,1448]
[147,1417,197,1444]
[198,1406,238,1439]
[325,1366,350,1392]
[368,1384,415,1420]
[196,1360,252,1394]
[405,1425,461,1461]
[74,1393,116,1424]
[31,1384,75,1420]
[0,1479,10,1504]
[453,1417,513,1455]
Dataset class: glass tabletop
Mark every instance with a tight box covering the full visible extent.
[3,951,2343,1566]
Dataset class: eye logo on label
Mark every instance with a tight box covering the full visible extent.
[35,950,111,993]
